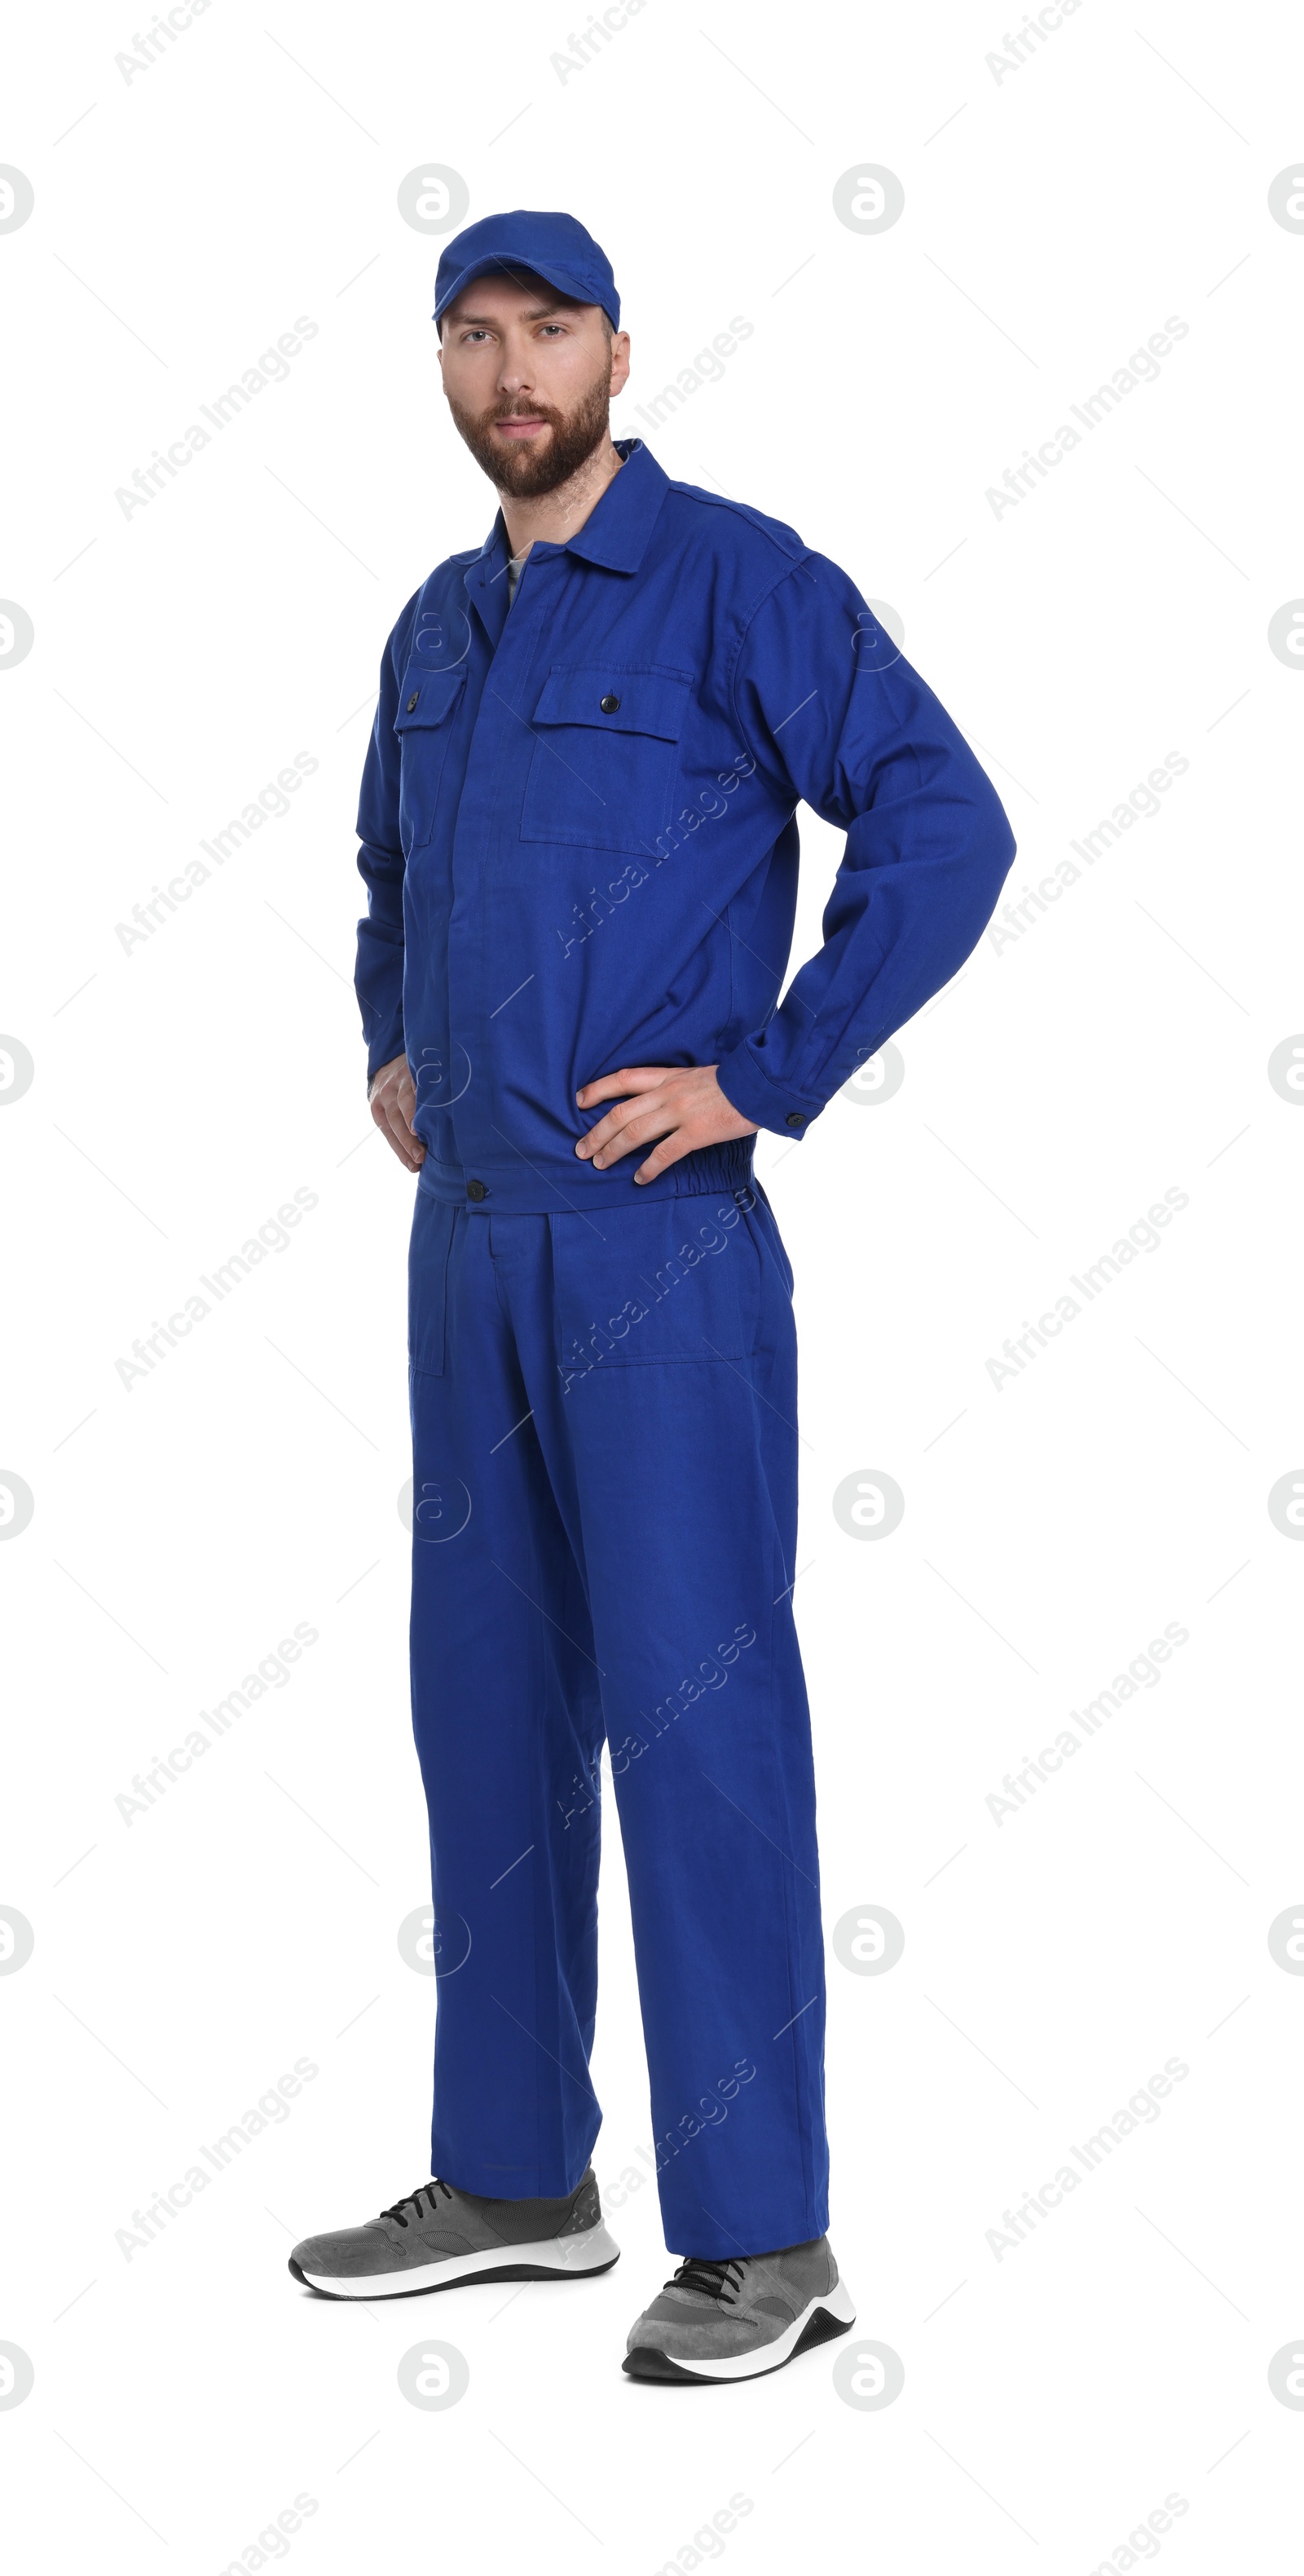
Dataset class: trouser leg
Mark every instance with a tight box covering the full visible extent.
[499,1185,829,2259]
[408,1198,605,2196]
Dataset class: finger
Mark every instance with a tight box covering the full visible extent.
[381,1127,422,1171]
[385,1099,424,1164]
[393,1086,422,1156]
[383,1120,423,1171]
[577,1109,637,1159]
[589,1109,676,1168]
[578,1096,669,1162]
[575,1066,666,1107]
[371,1088,422,1171]
[384,1065,422,1148]
[635,1131,695,1184]
[576,1095,651,1154]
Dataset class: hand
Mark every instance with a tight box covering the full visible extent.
[368,1054,424,1171]
[575,1063,758,1184]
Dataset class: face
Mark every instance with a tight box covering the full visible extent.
[438,271,631,496]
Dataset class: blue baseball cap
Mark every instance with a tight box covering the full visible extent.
[433,209,620,334]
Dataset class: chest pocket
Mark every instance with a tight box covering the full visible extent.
[394,663,466,852]
[520,664,692,857]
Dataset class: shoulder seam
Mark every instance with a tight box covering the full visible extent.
[663,477,806,563]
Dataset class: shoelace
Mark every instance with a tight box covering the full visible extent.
[380,2179,454,2229]
[667,2256,747,2305]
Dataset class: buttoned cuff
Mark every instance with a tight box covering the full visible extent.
[716,1043,820,1140]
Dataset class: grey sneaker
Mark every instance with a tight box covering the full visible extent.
[289,2168,619,2300]
[623,2239,854,2382]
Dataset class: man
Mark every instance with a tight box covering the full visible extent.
[289,210,1015,2383]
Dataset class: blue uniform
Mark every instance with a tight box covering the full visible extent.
[356,438,1014,2254]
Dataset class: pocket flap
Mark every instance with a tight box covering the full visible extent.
[394,664,466,732]
[531,664,692,740]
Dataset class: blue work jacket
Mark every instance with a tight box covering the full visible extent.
[355,439,1015,1211]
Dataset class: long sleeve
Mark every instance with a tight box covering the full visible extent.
[715,554,1016,1137]
[354,609,412,1082]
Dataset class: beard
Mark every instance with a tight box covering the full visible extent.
[446,364,612,498]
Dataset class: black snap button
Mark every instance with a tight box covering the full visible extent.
[406,692,419,712]
[466,1179,487,1202]
[599,693,620,712]
[786,1113,804,1128]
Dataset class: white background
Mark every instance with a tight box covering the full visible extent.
[2,0,1303,2567]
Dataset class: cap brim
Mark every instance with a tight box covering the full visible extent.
[434,253,613,329]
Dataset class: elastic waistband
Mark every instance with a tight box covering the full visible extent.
[415,1136,757,1216]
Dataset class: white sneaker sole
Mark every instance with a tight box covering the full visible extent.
[294,2221,621,2300]
[624,2274,857,2381]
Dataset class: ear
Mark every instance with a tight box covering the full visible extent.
[609,330,632,399]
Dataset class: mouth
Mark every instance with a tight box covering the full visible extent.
[492,415,551,439]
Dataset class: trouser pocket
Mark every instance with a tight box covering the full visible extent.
[548,1192,760,1391]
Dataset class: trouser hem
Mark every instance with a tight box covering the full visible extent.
[658,2199,832,2261]
[429,2133,602,2205]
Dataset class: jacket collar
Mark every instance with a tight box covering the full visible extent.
[562,439,668,571]
[470,438,668,587]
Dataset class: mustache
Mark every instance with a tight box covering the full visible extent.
[487,400,562,423]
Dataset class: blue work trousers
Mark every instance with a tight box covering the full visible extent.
[407,1167,829,2259]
